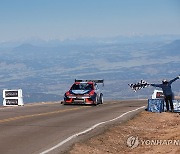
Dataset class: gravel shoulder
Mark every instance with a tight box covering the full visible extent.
[68,111,180,154]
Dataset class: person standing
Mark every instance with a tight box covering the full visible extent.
[150,75,180,112]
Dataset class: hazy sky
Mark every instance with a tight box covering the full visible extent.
[0,0,180,42]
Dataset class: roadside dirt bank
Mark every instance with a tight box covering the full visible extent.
[68,111,180,154]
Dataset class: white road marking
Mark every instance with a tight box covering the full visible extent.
[40,105,146,154]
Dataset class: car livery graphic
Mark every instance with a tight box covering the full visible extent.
[63,79,104,105]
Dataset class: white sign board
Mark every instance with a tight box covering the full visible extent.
[3,89,24,106]
[3,89,23,98]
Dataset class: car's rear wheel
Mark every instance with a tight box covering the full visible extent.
[93,96,98,106]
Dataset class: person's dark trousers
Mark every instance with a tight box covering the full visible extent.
[164,95,174,111]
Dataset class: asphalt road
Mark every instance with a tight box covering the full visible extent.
[0,100,147,154]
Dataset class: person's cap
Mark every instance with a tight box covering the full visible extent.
[162,79,168,84]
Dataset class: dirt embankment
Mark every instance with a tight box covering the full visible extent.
[68,111,180,154]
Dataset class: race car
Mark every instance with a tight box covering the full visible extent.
[63,79,104,105]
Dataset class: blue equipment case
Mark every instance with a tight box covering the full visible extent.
[173,100,180,112]
[148,99,164,113]
[164,100,180,112]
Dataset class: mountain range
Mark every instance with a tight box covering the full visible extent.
[0,35,179,104]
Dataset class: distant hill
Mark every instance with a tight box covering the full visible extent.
[160,40,180,55]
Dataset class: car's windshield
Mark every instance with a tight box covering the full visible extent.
[71,83,93,90]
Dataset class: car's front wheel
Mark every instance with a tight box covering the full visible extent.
[99,94,103,104]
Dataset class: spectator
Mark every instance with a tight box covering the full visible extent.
[150,75,180,112]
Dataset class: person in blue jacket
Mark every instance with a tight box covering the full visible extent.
[150,75,180,112]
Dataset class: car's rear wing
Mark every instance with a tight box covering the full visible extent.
[75,79,104,85]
